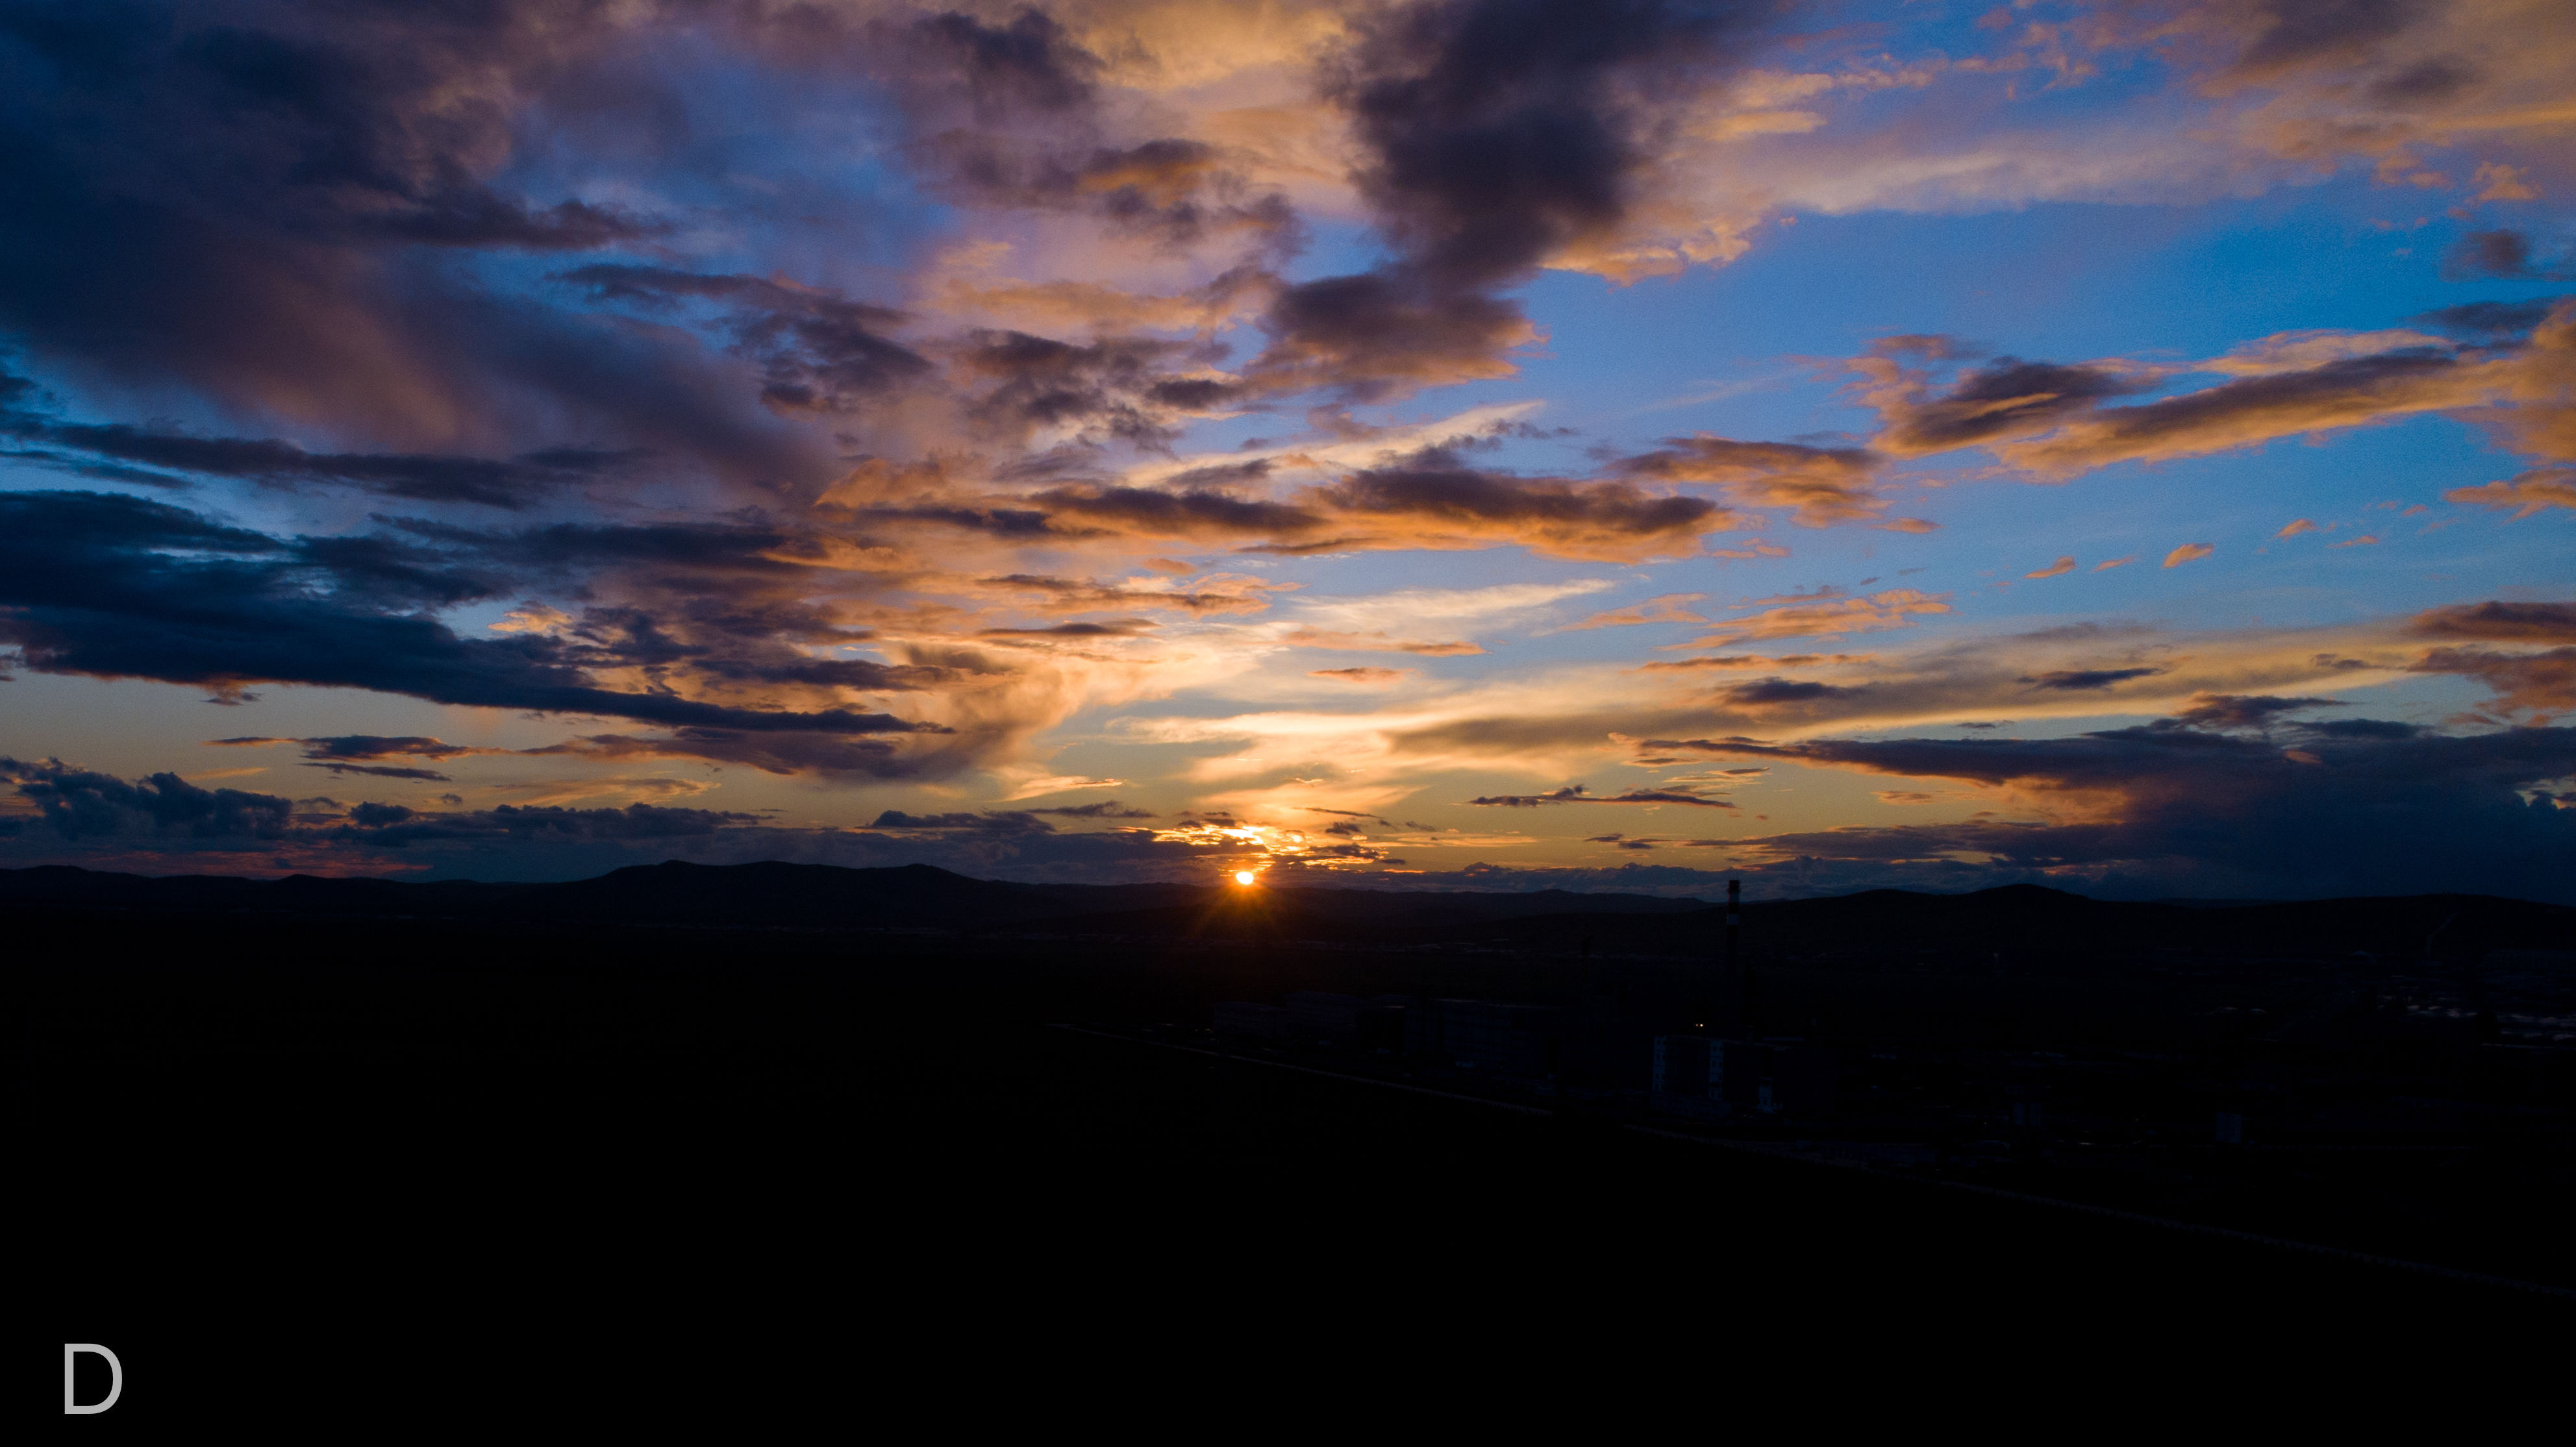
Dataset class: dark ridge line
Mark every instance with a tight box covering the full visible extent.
[1047,1025,2576,1303]
[1050,1023,1555,1117]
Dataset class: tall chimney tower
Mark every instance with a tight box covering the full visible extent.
[1716,879,1742,1035]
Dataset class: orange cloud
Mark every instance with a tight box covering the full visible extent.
[2405,602,2576,723]
[2162,543,2214,568]
[2411,600,2576,643]
[1555,593,1708,632]
[1636,652,1871,672]
[1308,464,1731,563]
[2024,556,2076,578]
[1672,589,1953,649]
[1841,301,2576,485]
[2414,647,2576,724]
[2473,164,2541,203]
[1614,436,1890,527]
[2446,467,2576,518]
[1280,628,1484,656]
[977,572,1286,616]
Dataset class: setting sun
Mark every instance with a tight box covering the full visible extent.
[1233,871,1258,887]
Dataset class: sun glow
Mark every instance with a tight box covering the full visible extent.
[1147,818,1390,871]
[1233,870,1258,886]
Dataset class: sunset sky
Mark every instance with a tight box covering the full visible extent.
[2,0,2570,899]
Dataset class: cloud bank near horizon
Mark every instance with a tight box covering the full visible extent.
[2,1,2571,898]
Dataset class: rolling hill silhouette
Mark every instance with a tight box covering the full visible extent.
[2,861,2568,958]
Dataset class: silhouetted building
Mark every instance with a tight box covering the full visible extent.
[1287,991,1366,1045]
[1818,1141,1937,1169]
[2005,1082,2047,1157]
[1408,998,1558,1076]
[1773,1042,1840,1117]
[1650,1035,1838,1119]
[1651,1035,1727,1118]
[1284,991,1407,1050]
[1361,996,1410,1052]
[1214,1002,1289,1038]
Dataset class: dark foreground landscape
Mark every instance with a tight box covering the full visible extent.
[17,861,2575,1424]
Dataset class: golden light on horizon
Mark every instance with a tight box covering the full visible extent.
[1143,820,1377,874]
[1233,870,1258,886]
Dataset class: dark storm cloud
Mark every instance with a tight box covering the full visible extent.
[306,763,454,781]
[1311,451,1723,560]
[849,503,1065,539]
[1335,0,1749,290]
[346,513,984,710]
[560,266,932,416]
[1,756,294,840]
[1638,715,2576,902]
[332,800,758,847]
[2301,718,2425,740]
[213,736,484,761]
[2412,647,2576,723]
[977,621,1158,639]
[2410,599,2576,642]
[919,131,1299,251]
[1880,358,2145,453]
[1465,784,1733,808]
[0,447,195,490]
[1722,677,1857,706]
[1244,0,1758,399]
[1024,800,1155,819]
[0,5,662,254]
[888,6,1099,119]
[206,732,517,782]
[421,513,821,576]
[2019,348,2492,472]
[1023,482,1321,539]
[693,655,959,691]
[0,4,842,485]
[0,408,631,510]
[2405,600,2576,723]
[0,750,1224,882]
[2166,693,2344,730]
[2018,667,2166,692]
[0,491,943,754]
[2226,0,2420,79]
[1851,316,2570,477]
[946,329,1203,446]
[2407,299,2564,341]
[868,809,1058,835]
[2365,54,2477,106]
[519,730,940,779]
[0,735,1259,880]
[978,573,1277,615]
[903,451,1723,562]
[2441,230,2575,282]
[1612,437,1891,528]
[1245,270,1540,400]
[850,8,1298,259]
